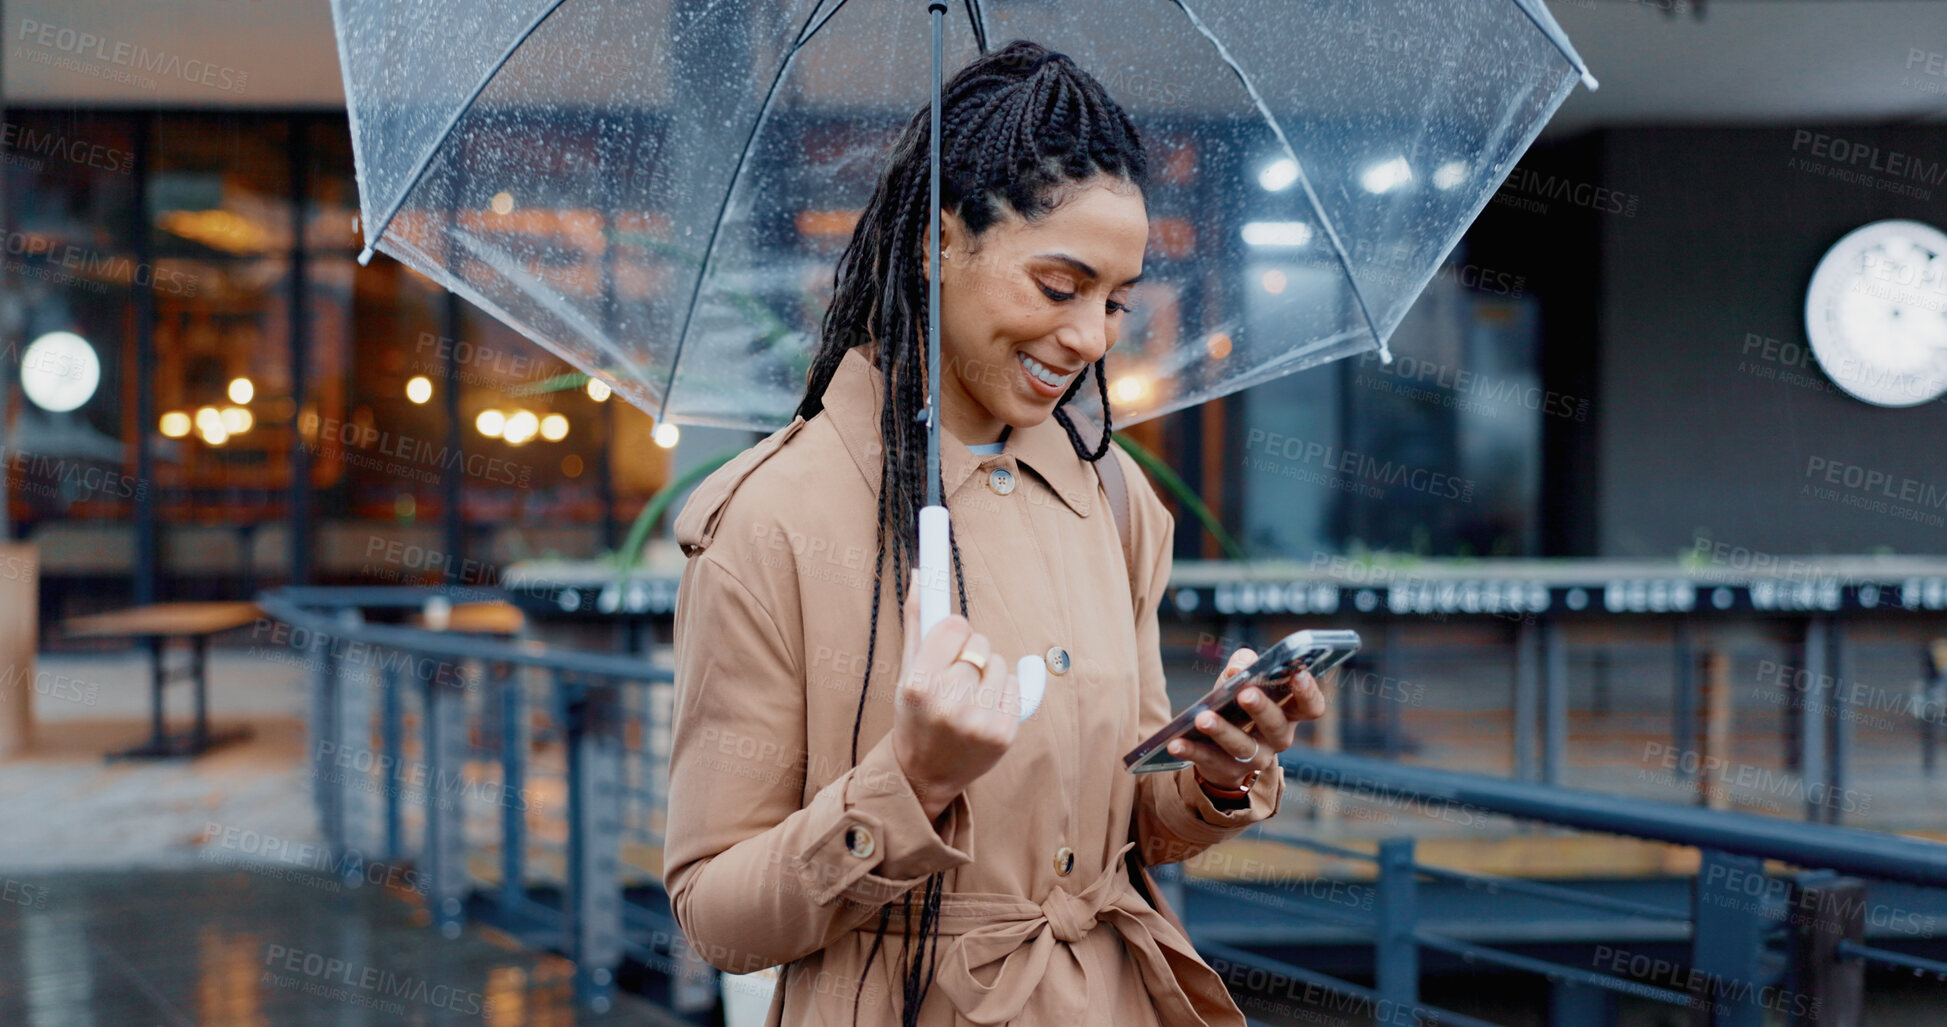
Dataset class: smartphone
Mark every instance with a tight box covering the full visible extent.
[1123,629,1361,774]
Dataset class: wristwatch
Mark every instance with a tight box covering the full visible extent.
[1195,767,1260,808]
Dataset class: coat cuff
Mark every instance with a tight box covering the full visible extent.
[790,734,974,909]
[1162,763,1285,844]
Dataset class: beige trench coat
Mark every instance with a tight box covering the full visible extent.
[665,346,1284,1026]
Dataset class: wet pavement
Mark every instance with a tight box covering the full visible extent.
[0,868,686,1026]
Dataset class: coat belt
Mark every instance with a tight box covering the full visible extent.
[858,841,1242,1026]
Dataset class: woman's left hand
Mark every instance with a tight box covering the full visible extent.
[1167,648,1328,792]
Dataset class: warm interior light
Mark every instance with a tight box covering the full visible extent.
[502,409,540,445]
[1432,161,1469,190]
[1360,156,1414,195]
[586,377,611,402]
[1110,376,1149,405]
[195,406,222,431]
[159,411,192,438]
[490,191,516,215]
[200,423,229,446]
[405,376,433,404]
[220,407,253,434]
[539,413,569,441]
[1258,158,1299,192]
[1242,221,1312,248]
[157,208,270,253]
[653,422,680,449]
[561,454,584,477]
[227,377,254,404]
[476,409,506,438]
[1206,333,1233,360]
[1261,269,1288,295]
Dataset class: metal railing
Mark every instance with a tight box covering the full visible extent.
[259,585,695,1014]
[263,585,1947,1024]
[1202,749,1947,1026]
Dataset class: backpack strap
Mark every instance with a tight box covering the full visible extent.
[1086,420,1134,581]
[1086,425,1188,921]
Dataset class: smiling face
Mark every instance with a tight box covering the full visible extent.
[932,176,1149,444]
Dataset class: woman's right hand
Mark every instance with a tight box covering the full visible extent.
[890,569,1022,821]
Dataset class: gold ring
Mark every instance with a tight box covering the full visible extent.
[951,645,988,673]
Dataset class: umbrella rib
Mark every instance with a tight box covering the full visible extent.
[656,0,837,425]
[356,0,576,265]
[796,0,856,47]
[962,0,988,53]
[1164,0,1392,363]
[1507,0,1599,89]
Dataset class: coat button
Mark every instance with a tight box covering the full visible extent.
[1046,646,1070,675]
[1054,846,1075,876]
[845,825,876,859]
[987,467,1016,495]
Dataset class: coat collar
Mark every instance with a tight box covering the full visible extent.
[821,346,1098,518]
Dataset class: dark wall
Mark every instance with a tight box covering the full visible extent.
[1593,124,1947,558]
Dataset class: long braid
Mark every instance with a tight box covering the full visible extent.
[795,39,1149,1026]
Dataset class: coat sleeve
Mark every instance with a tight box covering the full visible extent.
[1120,447,1285,869]
[662,549,976,975]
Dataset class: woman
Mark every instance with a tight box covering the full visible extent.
[664,40,1326,1026]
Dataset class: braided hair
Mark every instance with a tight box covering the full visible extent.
[792,39,1150,1027]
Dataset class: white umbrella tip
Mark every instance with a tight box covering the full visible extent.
[1580,69,1599,91]
[357,246,376,267]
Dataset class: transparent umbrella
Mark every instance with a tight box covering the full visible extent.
[330,0,1594,435]
[331,0,1595,728]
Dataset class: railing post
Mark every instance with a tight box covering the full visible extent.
[423,655,470,939]
[498,662,527,914]
[563,673,625,1012]
[1673,617,1697,785]
[307,611,352,854]
[1801,616,1830,823]
[1827,620,1851,827]
[1692,849,1770,1027]
[1374,837,1419,1025]
[1786,871,1865,1026]
[1515,620,1539,783]
[1542,615,1567,786]
[380,661,403,861]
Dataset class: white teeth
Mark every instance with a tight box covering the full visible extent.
[1019,353,1067,388]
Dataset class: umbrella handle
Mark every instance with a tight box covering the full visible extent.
[918,505,1046,721]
